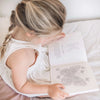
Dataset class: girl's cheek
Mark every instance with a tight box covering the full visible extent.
[39,38,48,45]
[37,38,44,44]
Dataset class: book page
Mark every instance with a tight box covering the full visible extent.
[50,62,99,96]
[48,32,87,67]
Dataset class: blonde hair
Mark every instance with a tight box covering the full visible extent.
[0,0,66,59]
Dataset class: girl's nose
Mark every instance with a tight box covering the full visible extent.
[61,33,66,36]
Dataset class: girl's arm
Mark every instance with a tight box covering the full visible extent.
[7,48,49,94]
[11,67,49,94]
[6,48,68,99]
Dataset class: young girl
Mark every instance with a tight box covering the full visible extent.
[0,0,68,100]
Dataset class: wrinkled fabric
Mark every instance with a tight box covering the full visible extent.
[0,76,30,100]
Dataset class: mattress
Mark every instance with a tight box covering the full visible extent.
[0,18,100,100]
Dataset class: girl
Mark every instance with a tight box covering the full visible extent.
[0,0,68,100]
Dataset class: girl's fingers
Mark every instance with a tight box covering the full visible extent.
[64,92,69,97]
[56,83,65,89]
[62,92,69,98]
[58,94,67,100]
[38,95,50,98]
[53,96,64,100]
[61,33,66,36]
[60,91,69,99]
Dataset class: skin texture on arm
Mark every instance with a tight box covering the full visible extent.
[6,48,49,94]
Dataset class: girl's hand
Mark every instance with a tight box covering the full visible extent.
[48,83,69,100]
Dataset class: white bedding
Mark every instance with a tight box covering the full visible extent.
[0,18,100,100]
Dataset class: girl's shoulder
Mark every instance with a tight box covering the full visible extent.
[6,48,36,69]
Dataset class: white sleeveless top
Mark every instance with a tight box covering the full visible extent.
[0,38,51,97]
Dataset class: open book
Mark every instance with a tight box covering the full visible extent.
[48,32,99,97]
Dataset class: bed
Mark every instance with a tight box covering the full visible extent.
[0,0,100,100]
[0,17,100,100]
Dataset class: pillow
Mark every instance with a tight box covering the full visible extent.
[60,0,100,22]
